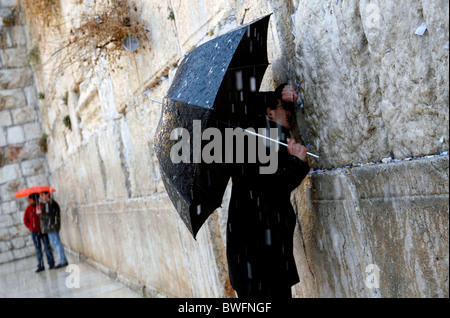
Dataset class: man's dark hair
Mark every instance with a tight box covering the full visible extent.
[261,91,278,110]
[28,193,40,201]
[274,83,288,100]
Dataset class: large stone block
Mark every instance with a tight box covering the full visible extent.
[6,125,25,144]
[0,250,14,264]
[96,125,128,201]
[0,25,26,48]
[0,127,6,147]
[0,47,28,68]
[5,142,42,163]
[0,89,26,110]
[23,86,38,108]
[81,137,107,203]
[20,158,46,176]
[0,162,20,184]
[0,109,12,126]
[25,174,48,187]
[0,68,32,90]
[10,236,26,249]
[292,0,449,168]
[75,83,104,142]
[23,122,42,140]
[292,155,449,298]
[0,179,26,205]
[0,214,13,228]
[11,107,37,125]
[0,200,17,215]
[171,0,240,52]
[121,105,157,197]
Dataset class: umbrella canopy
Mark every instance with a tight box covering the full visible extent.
[155,15,271,238]
[14,186,56,198]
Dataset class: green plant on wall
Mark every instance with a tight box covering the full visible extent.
[61,93,68,105]
[39,133,48,153]
[63,115,71,130]
[168,8,175,20]
[27,45,40,65]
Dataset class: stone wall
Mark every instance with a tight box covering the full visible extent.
[7,0,448,297]
[0,0,49,264]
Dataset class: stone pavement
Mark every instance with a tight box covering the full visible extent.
[0,253,142,298]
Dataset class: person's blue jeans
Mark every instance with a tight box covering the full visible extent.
[48,232,67,265]
[31,233,54,269]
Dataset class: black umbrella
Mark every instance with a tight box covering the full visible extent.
[154,15,271,239]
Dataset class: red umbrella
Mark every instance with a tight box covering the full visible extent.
[14,186,56,198]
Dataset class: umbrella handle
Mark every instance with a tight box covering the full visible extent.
[150,98,163,104]
[240,128,320,158]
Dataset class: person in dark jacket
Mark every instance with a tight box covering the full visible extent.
[37,192,68,268]
[226,84,310,299]
[24,193,55,272]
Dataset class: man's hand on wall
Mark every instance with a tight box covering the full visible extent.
[281,85,298,103]
[287,138,308,161]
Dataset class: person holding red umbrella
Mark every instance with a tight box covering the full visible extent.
[23,193,55,272]
[36,192,68,269]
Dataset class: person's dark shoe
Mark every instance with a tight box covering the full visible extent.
[49,265,55,270]
[54,262,68,269]
[35,267,45,273]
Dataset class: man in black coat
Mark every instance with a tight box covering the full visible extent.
[226,84,310,299]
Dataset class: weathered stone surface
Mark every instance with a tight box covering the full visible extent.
[0,178,25,201]
[292,156,449,298]
[0,7,18,27]
[96,125,128,201]
[20,158,46,176]
[122,104,157,197]
[291,0,449,169]
[23,86,37,108]
[0,163,20,184]
[0,200,17,214]
[0,68,32,90]
[11,106,37,125]
[172,0,241,53]
[0,109,11,126]
[0,47,28,68]
[0,25,26,48]
[59,194,231,297]
[0,89,26,110]
[25,174,48,187]
[5,145,23,162]
[6,125,25,144]
[0,127,6,147]
[12,142,43,162]
[23,122,41,140]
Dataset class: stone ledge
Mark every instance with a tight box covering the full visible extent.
[310,156,449,201]
[293,154,449,298]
